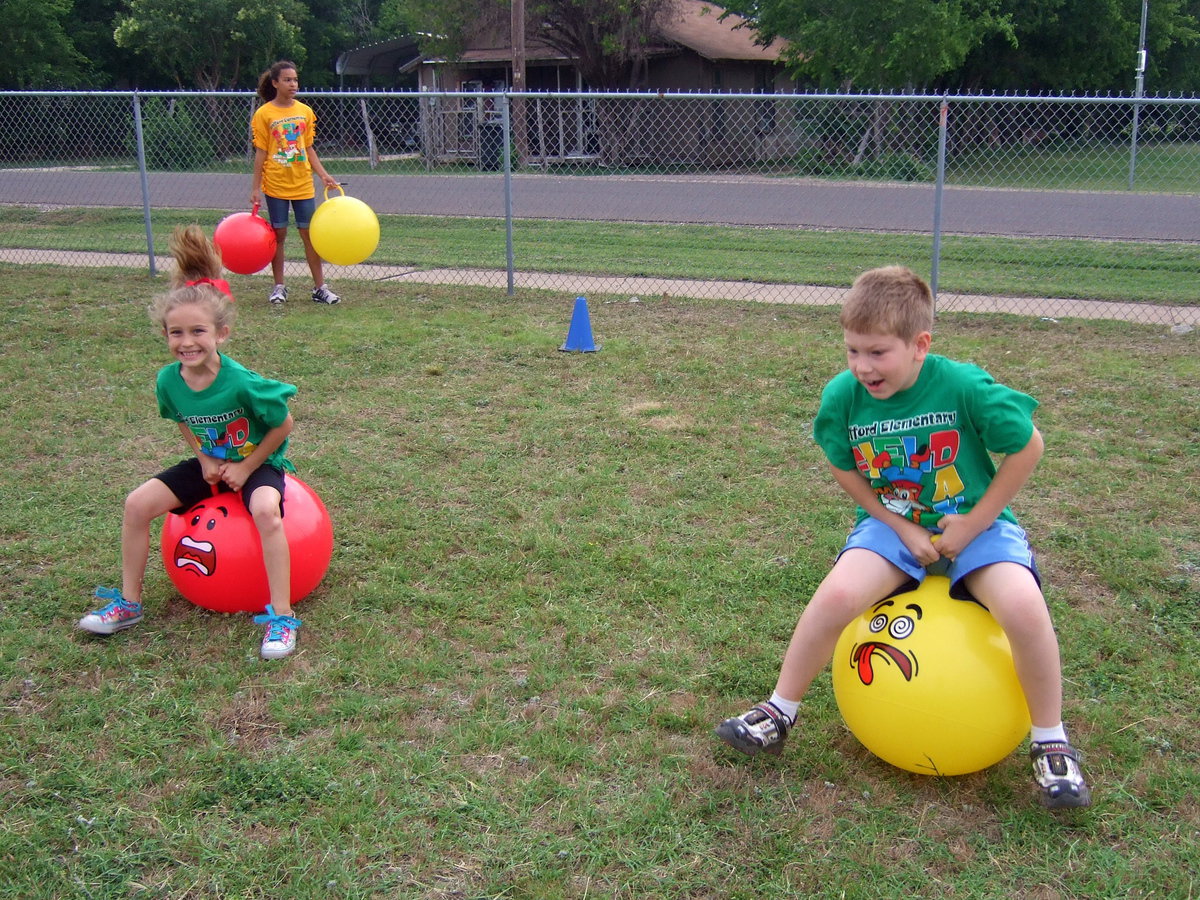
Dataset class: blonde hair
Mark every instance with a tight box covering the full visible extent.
[149,225,236,331]
[168,224,223,287]
[839,266,934,341]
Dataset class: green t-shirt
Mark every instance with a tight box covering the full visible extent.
[813,354,1037,528]
[156,354,297,471]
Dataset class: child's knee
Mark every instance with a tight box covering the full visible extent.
[810,581,874,621]
[124,479,169,523]
[248,493,283,532]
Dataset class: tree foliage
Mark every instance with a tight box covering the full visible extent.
[2,0,1199,92]
[0,0,86,87]
[719,0,1015,90]
[113,0,309,89]
[958,0,1200,93]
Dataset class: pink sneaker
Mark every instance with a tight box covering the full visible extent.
[253,605,302,659]
[78,588,143,634]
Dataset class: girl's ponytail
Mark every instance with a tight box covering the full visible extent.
[258,60,298,103]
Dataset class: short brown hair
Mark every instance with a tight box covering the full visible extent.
[839,266,933,341]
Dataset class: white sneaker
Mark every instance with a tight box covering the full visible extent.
[311,285,340,305]
[253,605,302,659]
[269,284,288,304]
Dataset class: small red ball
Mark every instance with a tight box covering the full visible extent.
[213,210,277,275]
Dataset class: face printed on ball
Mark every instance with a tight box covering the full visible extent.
[849,596,924,685]
[832,575,1030,776]
[170,501,230,578]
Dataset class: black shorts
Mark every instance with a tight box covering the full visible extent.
[154,458,287,516]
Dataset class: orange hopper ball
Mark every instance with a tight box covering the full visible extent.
[160,474,333,614]
[213,205,277,275]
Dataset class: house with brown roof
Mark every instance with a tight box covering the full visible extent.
[339,2,798,167]
[411,0,792,94]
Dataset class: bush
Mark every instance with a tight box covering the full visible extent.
[856,152,933,182]
[135,98,215,170]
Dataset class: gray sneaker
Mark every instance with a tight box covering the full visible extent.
[311,285,341,305]
[1030,740,1091,808]
[268,284,288,304]
[715,702,792,756]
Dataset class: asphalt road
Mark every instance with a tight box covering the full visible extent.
[4,169,1198,242]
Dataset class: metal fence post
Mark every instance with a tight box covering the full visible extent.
[929,97,949,310]
[1129,0,1149,189]
[131,92,157,277]
[501,93,515,296]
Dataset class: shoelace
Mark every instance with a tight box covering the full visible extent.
[93,586,137,614]
[253,605,302,641]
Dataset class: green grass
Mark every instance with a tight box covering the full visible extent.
[2,206,1199,305]
[946,142,1200,193]
[1,268,1197,898]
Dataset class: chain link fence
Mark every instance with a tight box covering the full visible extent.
[1,89,1197,326]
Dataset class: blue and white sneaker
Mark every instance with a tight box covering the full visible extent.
[310,285,340,305]
[253,605,302,659]
[78,587,143,634]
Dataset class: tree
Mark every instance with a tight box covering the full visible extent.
[300,0,389,87]
[0,0,86,87]
[529,0,683,89]
[957,0,1200,93]
[719,0,1014,90]
[66,0,142,87]
[113,0,309,89]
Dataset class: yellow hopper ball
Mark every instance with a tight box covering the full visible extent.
[832,575,1030,776]
[310,185,380,266]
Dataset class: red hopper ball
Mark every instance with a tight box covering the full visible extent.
[160,474,333,614]
[213,206,277,275]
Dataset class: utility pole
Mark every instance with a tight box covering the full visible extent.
[1128,0,1149,189]
[511,0,528,165]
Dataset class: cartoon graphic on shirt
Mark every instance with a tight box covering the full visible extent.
[876,460,934,523]
[270,119,308,167]
[852,427,968,524]
[191,416,255,461]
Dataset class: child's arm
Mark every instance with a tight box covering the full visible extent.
[828,463,941,566]
[936,426,1044,559]
[218,414,294,492]
[178,422,224,484]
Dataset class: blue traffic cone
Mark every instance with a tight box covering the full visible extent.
[559,295,600,352]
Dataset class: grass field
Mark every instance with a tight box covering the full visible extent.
[1,268,1198,898]
[2,206,1199,307]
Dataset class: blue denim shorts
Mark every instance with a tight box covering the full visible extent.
[839,516,1040,602]
[264,194,316,229]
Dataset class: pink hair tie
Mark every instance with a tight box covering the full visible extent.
[186,277,234,298]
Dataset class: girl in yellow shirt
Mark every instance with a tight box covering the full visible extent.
[251,60,342,305]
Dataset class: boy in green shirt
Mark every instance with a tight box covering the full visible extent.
[715,266,1090,809]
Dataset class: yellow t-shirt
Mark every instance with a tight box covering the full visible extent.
[252,101,317,200]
